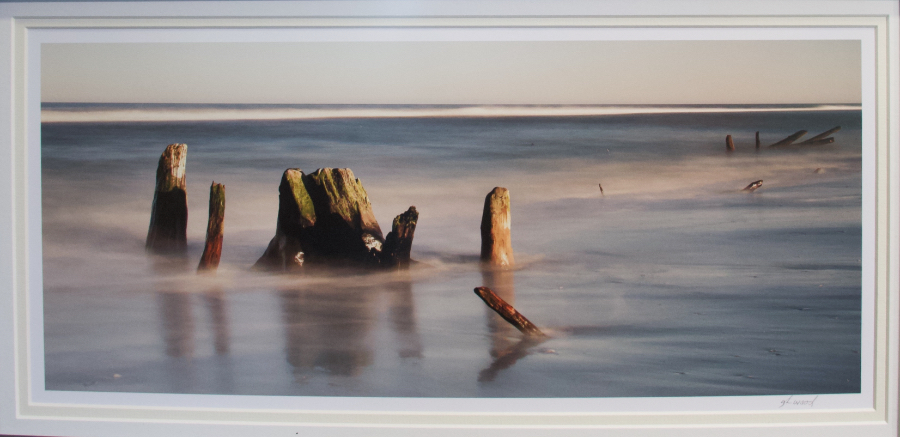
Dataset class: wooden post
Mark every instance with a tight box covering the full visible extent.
[755,131,760,149]
[474,286,544,337]
[768,130,808,147]
[198,182,225,272]
[146,143,188,253]
[480,187,514,267]
[381,206,418,268]
[725,135,735,152]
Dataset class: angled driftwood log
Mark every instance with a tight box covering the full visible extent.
[380,206,419,268]
[474,286,544,337]
[768,130,808,147]
[725,135,735,152]
[198,182,225,272]
[480,187,514,267]
[146,143,188,253]
[742,180,763,192]
[255,168,385,271]
[798,126,841,145]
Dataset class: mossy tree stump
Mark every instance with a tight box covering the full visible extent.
[146,143,188,253]
[255,168,386,270]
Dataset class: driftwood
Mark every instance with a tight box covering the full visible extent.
[480,187,514,267]
[798,126,841,144]
[380,206,418,268]
[146,143,188,253]
[198,182,225,272]
[474,286,544,336]
[768,130,808,147]
[725,135,735,152]
[742,180,763,192]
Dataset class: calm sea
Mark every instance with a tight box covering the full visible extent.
[40,104,863,397]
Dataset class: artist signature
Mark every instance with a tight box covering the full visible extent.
[778,395,818,408]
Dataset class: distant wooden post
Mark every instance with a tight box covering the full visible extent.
[198,182,225,272]
[480,187,514,267]
[769,130,808,147]
[725,135,735,152]
[755,131,760,149]
[146,143,188,253]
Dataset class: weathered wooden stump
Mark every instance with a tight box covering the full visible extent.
[146,143,188,253]
[769,130,808,147]
[725,135,735,152]
[198,182,225,272]
[755,131,761,149]
[255,168,385,270]
[480,187,514,267]
[381,206,419,268]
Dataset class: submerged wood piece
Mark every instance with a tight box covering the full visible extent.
[798,137,835,146]
[474,286,544,337]
[381,206,419,268]
[480,187,514,267]
[755,131,760,149]
[255,168,385,270]
[725,135,735,152]
[742,180,763,192]
[798,126,841,144]
[768,130,808,147]
[198,182,225,272]
[146,143,188,253]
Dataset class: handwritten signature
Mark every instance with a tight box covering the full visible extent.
[779,395,818,408]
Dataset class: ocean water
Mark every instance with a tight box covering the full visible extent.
[40,104,863,398]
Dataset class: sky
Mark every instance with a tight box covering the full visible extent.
[41,40,862,105]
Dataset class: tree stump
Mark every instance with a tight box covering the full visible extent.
[381,206,419,268]
[725,135,735,152]
[255,168,385,270]
[198,182,225,272]
[480,187,514,267]
[146,143,188,253]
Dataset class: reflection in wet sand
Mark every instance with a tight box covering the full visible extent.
[478,268,545,382]
[385,272,423,359]
[152,255,194,358]
[278,271,425,382]
[279,286,375,377]
[482,269,518,359]
[203,287,230,355]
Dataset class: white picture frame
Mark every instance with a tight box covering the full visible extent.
[1,1,897,436]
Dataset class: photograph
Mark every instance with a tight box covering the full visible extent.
[39,39,865,399]
[0,1,897,436]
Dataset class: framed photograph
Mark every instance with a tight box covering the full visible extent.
[1,1,897,436]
